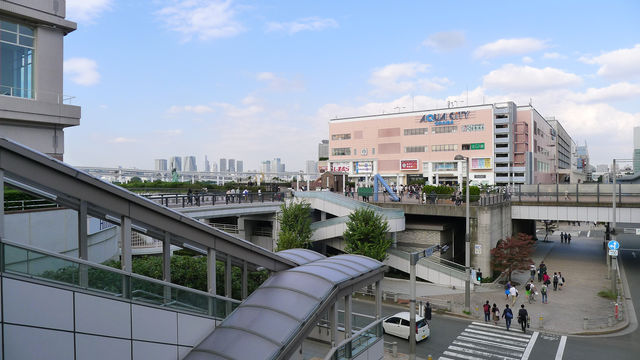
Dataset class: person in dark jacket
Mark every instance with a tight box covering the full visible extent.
[424,302,432,324]
[501,304,513,330]
[518,304,529,333]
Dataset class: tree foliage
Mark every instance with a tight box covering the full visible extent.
[490,233,535,282]
[343,207,391,261]
[276,200,313,251]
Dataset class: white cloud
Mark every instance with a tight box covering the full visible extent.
[214,102,263,118]
[155,129,183,136]
[422,30,465,51]
[483,64,581,92]
[580,44,640,80]
[522,56,534,64]
[66,0,112,22]
[167,105,214,114]
[109,137,137,144]
[256,72,304,91]
[266,17,338,34]
[63,58,101,86]
[474,38,548,59]
[156,0,245,41]
[570,82,640,103]
[368,62,450,95]
[543,52,566,59]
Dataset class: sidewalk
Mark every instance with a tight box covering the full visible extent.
[382,224,628,335]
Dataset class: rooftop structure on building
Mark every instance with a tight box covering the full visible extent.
[328,101,571,186]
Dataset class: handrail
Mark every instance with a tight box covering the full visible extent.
[323,318,383,360]
[0,238,241,315]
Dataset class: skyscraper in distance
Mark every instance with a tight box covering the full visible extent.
[220,158,227,172]
[204,155,211,172]
[183,156,197,172]
[155,159,168,171]
[237,160,243,173]
[229,159,236,173]
[170,156,182,172]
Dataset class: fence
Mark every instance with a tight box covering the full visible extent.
[143,191,289,208]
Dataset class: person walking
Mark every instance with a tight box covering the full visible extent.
[553,272,559,291]
[543,272,551,286]
[527,281,536,303]
[502,304,514,331]
[187,188,193,205]
[558,272,565,290]
[505,281,511,300]
[539,261,547,280]
[529,264,536,282]
[518,304,529,333]
[567,233,572,244]
[483,301,491,322]
[509,286,518,305]
[541,283,548,304]
[492,303,500,325]
[424,302,432,324]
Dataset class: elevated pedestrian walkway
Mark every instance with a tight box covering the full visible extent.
[386,248,469,289]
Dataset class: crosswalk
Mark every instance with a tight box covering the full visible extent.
[439,322,538,360]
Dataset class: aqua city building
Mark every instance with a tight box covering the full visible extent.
[328,102,571,186]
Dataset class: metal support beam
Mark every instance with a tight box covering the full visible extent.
[409,258,416,360]
[207,248,217,294]
[78,200,88,288]
[376,280,382,320]
[344,294,352,340]
[225,253,232,298]
[120,216,132,272]
[242,261,248,300]
[330,302,337,347]
[162,232,171,282]
[611,160,617,294]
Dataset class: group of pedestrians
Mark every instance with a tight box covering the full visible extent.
[484,301,529,333]
[560,232,572,243]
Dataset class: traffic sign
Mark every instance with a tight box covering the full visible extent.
[608,240,620,250]
[609,250,619,257]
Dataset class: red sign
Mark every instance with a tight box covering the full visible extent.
[400,160,418,171]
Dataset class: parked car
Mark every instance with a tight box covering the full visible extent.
[382,312,430,341]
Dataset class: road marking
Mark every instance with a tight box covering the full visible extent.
[587,230,591,237]
[464,329,530,342]
[461,332,530,347]
[442,350,484,360]
[521,331,538,360]
[457,335,526,351]
[452,340,524,358]
[448,345,520,360]
[554,335,567,360]
[438,357,455,360]
[468,325,531,338]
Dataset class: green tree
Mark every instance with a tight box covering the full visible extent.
[343,207,391,261]
[490,233,535,282]
[276,200,313,251]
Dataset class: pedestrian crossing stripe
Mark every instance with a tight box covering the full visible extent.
[439,322,538,360]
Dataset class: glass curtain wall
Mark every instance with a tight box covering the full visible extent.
[0,18,35,98]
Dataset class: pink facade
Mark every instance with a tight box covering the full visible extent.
[328,102,563,186]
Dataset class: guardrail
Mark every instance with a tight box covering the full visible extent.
[143,191,289,208]
[324,319,383,360]
[4,199,60,212]
[513,184,640,204]
[0,239,241,319]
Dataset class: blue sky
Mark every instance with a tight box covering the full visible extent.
[63,0,640,171]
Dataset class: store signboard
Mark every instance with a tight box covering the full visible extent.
[400,159,419,171]
[354,161,373,174]
[471,158,492,170]
[470,143,485,150]
[330,162,351,172]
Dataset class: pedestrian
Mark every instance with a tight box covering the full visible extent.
[504,281,511,300]
[424,302,432,324]
[483,301,491,322]
[564,189,570,200]
[539,261,547,278]
[541,283,548,304]
[187,188,193,205]
[558,272,565,290]
[529,264,536,282]
[492,303,500,325]
[543,272,551,286]
[509,285,518,305]
[518,304,529,333]
[567,233,572,243]
[502,304,513,331]
[553,272,559,291]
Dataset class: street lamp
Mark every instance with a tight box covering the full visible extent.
[454,154,471,313]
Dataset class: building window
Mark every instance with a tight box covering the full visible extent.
[462,124,485,132]
[331,133,351,140]
[431,144,458,152]
[404,146,428,153]
[433,162,458,171]
[432,126,457,134]
[0,18,34,98]
[372,148,375,155]
[404,128,428,136]
[332,148,351,156]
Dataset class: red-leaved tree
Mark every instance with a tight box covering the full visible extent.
[490,233,535,282]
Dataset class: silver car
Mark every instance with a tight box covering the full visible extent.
[382,311,430,342]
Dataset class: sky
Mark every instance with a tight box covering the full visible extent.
[62,0,640,171]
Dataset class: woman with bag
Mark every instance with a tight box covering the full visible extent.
[492,303,500,325]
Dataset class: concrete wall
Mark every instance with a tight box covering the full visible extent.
[0,276,217,360]
[5,0,67,17]
[474,203,512,275]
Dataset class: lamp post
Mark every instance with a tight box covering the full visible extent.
[454,154,471,313]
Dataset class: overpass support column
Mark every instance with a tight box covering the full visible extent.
[329,302,337,347]
[78,200,88,287]
[344,294,352,340]
[375,280,382,320]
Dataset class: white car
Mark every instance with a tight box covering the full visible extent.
[382,312,430,342]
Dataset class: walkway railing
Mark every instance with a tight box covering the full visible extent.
[324,319,383,360]
[0,239,240,319]
[4,199,60,212]
[513,184,640,204]
[142,191,289,208]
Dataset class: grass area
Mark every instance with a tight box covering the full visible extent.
[462,310,471,315]
[597,290,617,300]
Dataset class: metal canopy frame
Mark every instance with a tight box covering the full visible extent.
[0,137,295,271]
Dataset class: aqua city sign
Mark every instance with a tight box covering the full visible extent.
[420,111,470,125]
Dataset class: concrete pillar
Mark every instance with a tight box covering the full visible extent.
[321,211,327,221]
[342,173,346,194]
[307,178,310,190]
[225,254,233,299]
[120,216,132,272]
[0,169,3,237]
[344,294,352,340]
[78,200,88,287]
[435,173,439,185]
[242,261,248,300]
[376,280,382,320]
[392,232,397,248]
[329,302,337,347]
[237,217,246,240]
[207,248,216,294]
[162,232,171,282]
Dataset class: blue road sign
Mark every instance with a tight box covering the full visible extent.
[608,240,620,250]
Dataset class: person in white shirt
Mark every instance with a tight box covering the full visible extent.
[509,286,518,305]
